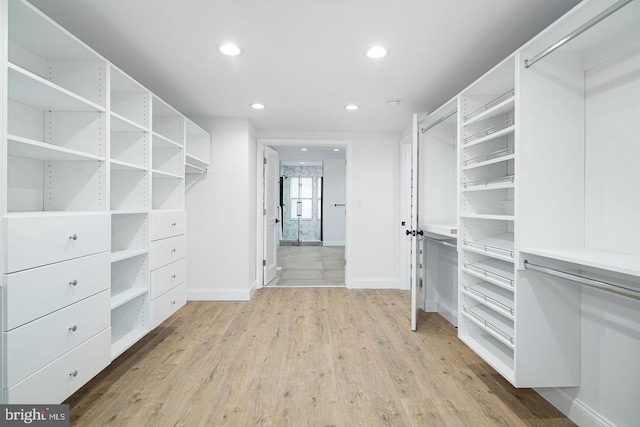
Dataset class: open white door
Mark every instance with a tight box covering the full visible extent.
[263,146,279,285]
[410,114,422,331]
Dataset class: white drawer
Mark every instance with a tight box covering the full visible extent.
[150,235,186,270]
[150,210,186,240]
[6,328,111,404]
[3,252,110,330]
[152,281,186,328]
[150,258,186,300]
[5,213,110,273]
[5,291,110,388]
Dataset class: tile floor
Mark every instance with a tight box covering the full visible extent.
[268,245,345,287]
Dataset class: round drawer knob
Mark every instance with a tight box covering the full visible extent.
[69,325,78,332]
[171,274,176,279]
[69,370,78,377]
[69,279,78,286]
[171,300,176,305]
[171,222,177,226]
[69,234,78,241]
[171,249,176,253]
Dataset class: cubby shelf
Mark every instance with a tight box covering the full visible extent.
[111,249,148,263]
[111,287,149,310]
[111,328,148,360]
[111,112,149,133]
[8,135,105,162]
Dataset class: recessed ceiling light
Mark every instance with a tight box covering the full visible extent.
[301,148,308,151]
[250,103,266,110]
[344,104,359,111]
[219,43,243,56]
[333,148,340,152]
[300,162,305,165]
[365,46,389,59]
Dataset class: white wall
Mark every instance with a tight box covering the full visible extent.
[322,158,346,246]
[185,117,257,301]
[258,131,402,289]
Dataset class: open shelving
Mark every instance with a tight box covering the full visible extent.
[185,119,210,174]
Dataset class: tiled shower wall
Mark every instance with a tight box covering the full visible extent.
[282,165,323,241]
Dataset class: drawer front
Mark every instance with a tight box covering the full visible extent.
[5,213,110,273]
[152,281,186,328]
[150,258,186,300]
[5,291,110,387]
[3,252,110,330]
[150,235,186,270]
[6,328,111,404]
[150,210,186,240]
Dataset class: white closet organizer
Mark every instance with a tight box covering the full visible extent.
[0,0,210,403]
[185,118,210,174]
[417,98,458,326]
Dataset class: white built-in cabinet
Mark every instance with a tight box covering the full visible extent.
[416,0,640,391]
[0,0,210,403]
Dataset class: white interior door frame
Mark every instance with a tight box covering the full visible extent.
[255,138,352,289]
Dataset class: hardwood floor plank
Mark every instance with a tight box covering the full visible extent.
[65,288,573,426]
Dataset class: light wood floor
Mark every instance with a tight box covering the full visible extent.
[65,288,574,426]
[270,246,345,287]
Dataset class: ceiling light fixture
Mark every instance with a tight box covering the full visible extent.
[250,103,266,110]
[387,98,401,107]
[344,104,359,111]
[333,148,340,152]
[301,148,308,151]
[365,46,389,59]
[219,43,243,56]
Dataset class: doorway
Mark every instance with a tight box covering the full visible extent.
[256,139,351,289]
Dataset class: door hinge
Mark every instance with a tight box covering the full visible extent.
[264,208,267,215]
[263,259,267,266]
[264,157,267,165]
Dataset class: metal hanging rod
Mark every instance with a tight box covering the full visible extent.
[421,109,457,133]
[524,260,640,301]
[524,0,634,68]
[423,235,457,248]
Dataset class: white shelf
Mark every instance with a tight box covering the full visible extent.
[111,112,149,133]
[463,175,515,191]
[185,163,207,174]
[463,93,515,126]
[8,134,105,162]
[111,287,148,310]
[152,169,182,179]
[111,210,148,215]
[463,282,515,318]
[8,63,104,112]
[462,258,515,290]
[460,214,515,221]
[423,223,458,238]
[463,305,514,348]
[111,249,148,263]
[463,152,515,170]
[521,247,640,279]
[110,159,146,171]
[111,328,148,360]
[152,131,182,149]
[463,233,514,261]
[186,153,209,169]
[459,334,514,382]
[463,123,515,148]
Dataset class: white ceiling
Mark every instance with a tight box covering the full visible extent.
[28,0,581,134]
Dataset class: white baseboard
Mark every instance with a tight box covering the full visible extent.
[322,241,345,246]
[438,301,458,327]
[534,388,614,427]
[348,279,400,289]
[187,288,252,301]
[424,300,438,312]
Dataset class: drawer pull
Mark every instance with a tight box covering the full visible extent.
[69,370,78,377]
[171,300,176,305]
[69,279,78,286]
[69,325,78,332]
[171,222,177,226]
[171,274,176,279]
[69,234,78,241]
[171,249,176,253]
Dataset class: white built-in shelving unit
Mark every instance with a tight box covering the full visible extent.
[417,98,459,326]
[0,0,210,403]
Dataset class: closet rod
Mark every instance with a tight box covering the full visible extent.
[524,0,633,68]
[423,235,457,248]
[523,260,640,301]
[421,109,457,133]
